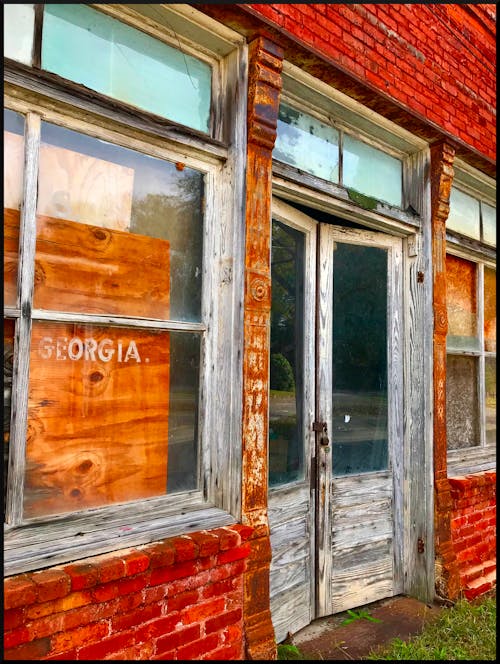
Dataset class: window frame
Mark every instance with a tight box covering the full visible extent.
[3,4,247,576]
[445,160,496,476]
[271,62,429,236]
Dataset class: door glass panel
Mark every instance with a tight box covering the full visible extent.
[269,219,305,486]
[332,243,388,475]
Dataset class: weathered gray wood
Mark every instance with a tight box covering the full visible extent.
[5,112,40,526]
[402,148,435,602]
[4,506,236,576]
[331,556,394,614]
[271,584,312,644]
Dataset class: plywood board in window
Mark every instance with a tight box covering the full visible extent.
[37,143,134,231]
[25,322,170,518]
[33,214,170,318]
[3,208,20,306]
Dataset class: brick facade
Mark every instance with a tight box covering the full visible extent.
[4,526,252,660]
[247,3,496,164]
[449,471,496,600]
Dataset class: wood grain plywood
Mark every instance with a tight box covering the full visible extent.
[25,322,170,518]
[37,142,134,231]
[3,208,20,306]
[33,214,170,318]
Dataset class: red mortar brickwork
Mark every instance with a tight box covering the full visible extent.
[3,525,253,661]
[247,3,496,164]
[449,471,496,600]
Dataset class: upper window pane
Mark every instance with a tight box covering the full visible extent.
[447,187,481,240]
[4,109,25,308]
[482,202,496,246]
[35,122,204,322]
[4,4,34,65]
[446,254,479,350]
[274,103,339,182]
[41,4,212,133]
[343,134,402,207]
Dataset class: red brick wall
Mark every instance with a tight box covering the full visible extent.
[449,471,496,599]
[4,525,253,661]
[248,3,496,164]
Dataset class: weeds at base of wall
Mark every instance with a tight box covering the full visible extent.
[366,593,496,660]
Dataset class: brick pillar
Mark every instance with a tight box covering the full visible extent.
[241,36,283,660]
[430,141,460,601]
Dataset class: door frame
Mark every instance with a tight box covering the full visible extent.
[315,222,404,616]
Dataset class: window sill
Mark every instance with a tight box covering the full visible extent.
[4,503,237,576]
[447,446,496,477]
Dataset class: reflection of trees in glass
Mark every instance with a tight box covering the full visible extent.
[131,170,204,321]
[333,244,387,393]
[271,221,304,384]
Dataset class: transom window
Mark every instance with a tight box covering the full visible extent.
[4,3,214,133]
[274,101,403,207]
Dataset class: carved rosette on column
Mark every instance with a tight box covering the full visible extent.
[242,36,283,660]
[430,141,460,601]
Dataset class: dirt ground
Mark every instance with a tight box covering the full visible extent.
[287,595,444,660]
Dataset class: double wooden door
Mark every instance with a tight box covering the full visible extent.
[268,199,404,642]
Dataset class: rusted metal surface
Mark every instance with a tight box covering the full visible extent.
[430,141,460,601]
[241,36,283,661]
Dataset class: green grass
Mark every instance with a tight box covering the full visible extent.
[366,595,496,660]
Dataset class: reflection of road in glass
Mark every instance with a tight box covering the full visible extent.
[332,391,387,444]
[269,390,297,422]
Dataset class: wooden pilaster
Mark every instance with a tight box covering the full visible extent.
[241,36,283,660]
[430,141,460,601]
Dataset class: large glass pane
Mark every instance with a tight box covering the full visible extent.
[446,355,479,449]
[35,121,204,321]
[273,103,339,182]
[269,220,305,486]
[485,357,496,446]
[42,4,212,132]
[332,243,388,475]
[4,4,35,65]
[24,322,200,518]
[447,187,481,240]
[482,202,496,246]
[4,109,25,307]
[484,267,496,352]
[446,254,479,350]
[343,134,402,207]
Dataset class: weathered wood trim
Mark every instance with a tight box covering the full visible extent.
[5,113,41,526]
[430,141,460,601]
[400,148,435,604]
[241,35,283,661]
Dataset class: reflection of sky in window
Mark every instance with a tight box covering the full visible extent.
[343,134,402,207]
[42,4,211,132]
[274,105,339,182]
[448,187,480,240]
